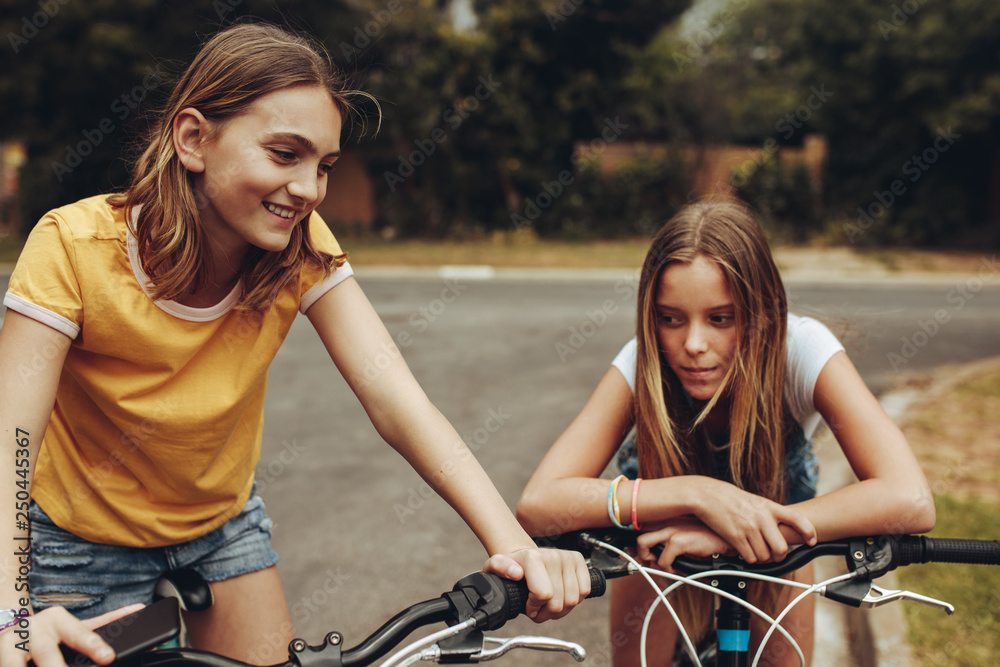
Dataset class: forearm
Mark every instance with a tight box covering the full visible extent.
[372,397,536,555]
[793,477,935,543]
[518,474,708,537]
[0,313,70,609]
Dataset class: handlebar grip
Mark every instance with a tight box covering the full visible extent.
[897,536,1000,567]
[499,568,607,620]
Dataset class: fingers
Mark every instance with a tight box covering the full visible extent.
[82,603,146,630]
[486,548,589,622]
[483,553,524,581]
[775,505,818,546]
[1,606,116,667]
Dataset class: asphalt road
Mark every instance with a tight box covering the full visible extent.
[257,268,1000,665]
[2,266,999,665]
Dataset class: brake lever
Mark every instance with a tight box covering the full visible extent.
[860,583,955,615]
[474,635,587,662]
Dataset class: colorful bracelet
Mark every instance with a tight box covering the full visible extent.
[607,475,631,529]
[631,478,643,531]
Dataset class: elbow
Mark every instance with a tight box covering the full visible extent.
[515,492,545,537]
[517,486,563,538]
[912,493,937,534]
[899,483,937,535]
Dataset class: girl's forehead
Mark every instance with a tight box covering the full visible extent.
[656,256,732,304]
[240,86,342,145]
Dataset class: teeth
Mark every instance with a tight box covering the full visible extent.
[265,203,295,219]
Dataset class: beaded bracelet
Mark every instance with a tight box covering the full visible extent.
[630,477,643,531]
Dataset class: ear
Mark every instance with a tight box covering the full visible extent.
[173,108,209,173]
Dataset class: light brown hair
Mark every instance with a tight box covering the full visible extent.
[633,197,788,637]
[110,22,368,310]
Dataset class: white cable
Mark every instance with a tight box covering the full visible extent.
[585,538,703,667]
[750,572,855,667]
[642,569,806,667]
[587,536,832,667]
[378,618,476,667]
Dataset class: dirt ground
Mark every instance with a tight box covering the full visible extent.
[892,356,1000,503]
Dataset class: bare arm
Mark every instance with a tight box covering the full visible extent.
[517,367,815,564]
[637,351,935,570]
[306,277,589,620]
[790,350,935,539]
[0,311,124,667]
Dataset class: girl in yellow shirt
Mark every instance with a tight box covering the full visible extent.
[0,22,589,667]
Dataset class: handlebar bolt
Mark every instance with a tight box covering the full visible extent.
[291,640,307,653]
[738,581,747,590]
[328,632,343,646]
[853,550,865,561]
[711,580,719,588]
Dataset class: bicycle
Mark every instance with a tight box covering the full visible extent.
[536,528,1000,667]
[40,567,608,667]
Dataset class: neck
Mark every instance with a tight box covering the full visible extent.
[175,246,245,309]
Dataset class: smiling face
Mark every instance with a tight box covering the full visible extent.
[654,254,738,402]
[191,85,342,259]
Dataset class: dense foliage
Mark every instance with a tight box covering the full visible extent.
[2,0,998,245]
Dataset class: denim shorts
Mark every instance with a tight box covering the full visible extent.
[28,486,279,620]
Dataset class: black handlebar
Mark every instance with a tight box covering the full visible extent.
[85,568,607,667]
[537,529,1000,581]
[894,535,1000,567]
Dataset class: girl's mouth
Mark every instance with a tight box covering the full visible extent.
[264,202,296,220]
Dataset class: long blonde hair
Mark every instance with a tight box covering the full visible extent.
[633,198,789,636]
[110,22,368,311]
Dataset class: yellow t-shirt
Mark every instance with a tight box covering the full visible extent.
[3,195,352,547]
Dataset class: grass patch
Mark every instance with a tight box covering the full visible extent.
[341,236,652,268]
[895,494,1000,666]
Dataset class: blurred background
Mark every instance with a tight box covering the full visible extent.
[1,0,998,248]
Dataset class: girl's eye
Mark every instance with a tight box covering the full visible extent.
[269,148,296,161]
[711,314,735,325]
[657,312,680,325]
[319,162,336,174]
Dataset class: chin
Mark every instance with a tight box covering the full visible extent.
[254,236,295,253]
[684,385,719,402]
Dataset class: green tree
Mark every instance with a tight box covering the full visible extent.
[0,0,364,231]
[359,0,692,237]
[794,0,1000,246]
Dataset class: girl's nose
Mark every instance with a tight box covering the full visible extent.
[287,171,319,204]
[684,323,709,355]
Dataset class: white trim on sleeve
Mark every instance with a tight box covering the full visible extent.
[300,262,354,314]
[3,293,80,339]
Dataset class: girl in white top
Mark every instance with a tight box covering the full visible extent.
[517,198,934,666]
